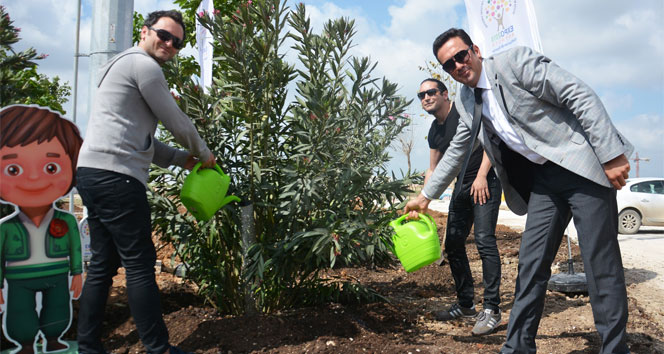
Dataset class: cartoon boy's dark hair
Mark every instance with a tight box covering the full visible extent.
[1,105,83,192]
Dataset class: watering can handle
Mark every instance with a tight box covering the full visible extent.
[390,213,432,228]
[192,162,224,175]
[391,214,408,227]
[419,213,437,234]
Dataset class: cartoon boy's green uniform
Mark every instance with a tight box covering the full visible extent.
[0,208,82,342]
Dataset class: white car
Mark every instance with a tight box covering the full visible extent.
[616,178,664,234]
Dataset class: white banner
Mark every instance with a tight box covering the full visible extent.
[196,0,214,93]
[464,0,543,56]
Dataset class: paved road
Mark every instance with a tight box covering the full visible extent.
[616,227,664,290]
[428,199,664,290]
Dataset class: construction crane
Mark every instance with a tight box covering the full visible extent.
[631,152,650,178]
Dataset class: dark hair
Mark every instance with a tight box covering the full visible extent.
[420,78,447,94]
[432,28,474,60]
[0,105,83,193]
[144,10,186,42]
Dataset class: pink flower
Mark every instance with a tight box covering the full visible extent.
[247,0,252,4]
[388,116,395,121]
[198,11,205,17]
[403,113,410,118]
[213,9,220,15]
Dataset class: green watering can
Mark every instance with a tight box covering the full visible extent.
[180,163,240,221]
[388,213,440,272]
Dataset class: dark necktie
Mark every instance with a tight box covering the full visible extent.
[452,88,484,199]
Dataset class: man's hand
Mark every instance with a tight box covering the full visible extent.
[184,154,198,170]
[71,274,83,299]
[200,153,217,169]
[470,175,490,205]
[471,151,493,205]
[603,154,630,190]
[404,193,432,219]
[184,153,217,170]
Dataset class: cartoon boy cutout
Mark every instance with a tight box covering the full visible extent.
[0,105,83,354]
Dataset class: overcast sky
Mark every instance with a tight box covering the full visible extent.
[4,0,663,178]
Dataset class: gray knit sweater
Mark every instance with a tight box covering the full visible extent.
[77,46,212,186]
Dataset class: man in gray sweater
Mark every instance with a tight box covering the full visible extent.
[76,10,215,354]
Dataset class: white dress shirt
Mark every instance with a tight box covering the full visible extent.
[476,66,547,164]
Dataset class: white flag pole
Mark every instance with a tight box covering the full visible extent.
[196,0,214,93]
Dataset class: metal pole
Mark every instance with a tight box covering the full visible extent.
[88,0,134,118]
[69,0,83,215]
[240,201,257,315]
[73,0,81,127]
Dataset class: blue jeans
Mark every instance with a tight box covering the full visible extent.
[76,168,169,354]
[444,174,502,311]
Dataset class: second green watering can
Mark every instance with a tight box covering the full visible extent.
[180,163,240,221]
[389,213,440,272]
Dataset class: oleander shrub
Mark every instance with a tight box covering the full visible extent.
[148,0,419,314]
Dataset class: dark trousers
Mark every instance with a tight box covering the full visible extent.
[502,162,629,354]
[76,167,169,354]
[445,174,502,311]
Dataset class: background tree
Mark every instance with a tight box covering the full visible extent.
[398,126,415,173]
[0,5,71,113]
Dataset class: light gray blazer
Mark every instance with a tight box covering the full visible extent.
[423,46,633,215]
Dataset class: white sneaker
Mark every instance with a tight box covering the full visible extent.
[472,308,501,335]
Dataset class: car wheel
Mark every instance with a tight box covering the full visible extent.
[618,209,641,234]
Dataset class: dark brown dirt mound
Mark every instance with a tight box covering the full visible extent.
[3,210,663,353]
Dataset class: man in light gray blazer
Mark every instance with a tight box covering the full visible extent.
[405,28,632,354]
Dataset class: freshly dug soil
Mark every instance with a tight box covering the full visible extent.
[3,210,663,353]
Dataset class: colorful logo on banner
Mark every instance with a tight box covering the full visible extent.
[481,0,517,53]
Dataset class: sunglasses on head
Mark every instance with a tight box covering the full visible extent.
[442,46,473,73]
[417,88,439,100]
[149,27,184,49]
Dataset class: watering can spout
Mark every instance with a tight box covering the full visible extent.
[220,195,241,208]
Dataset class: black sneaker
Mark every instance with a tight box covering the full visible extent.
[433,303,477,321]
[472,308,501,335]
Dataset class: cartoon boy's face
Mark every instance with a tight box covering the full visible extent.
[1,138,73,208]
